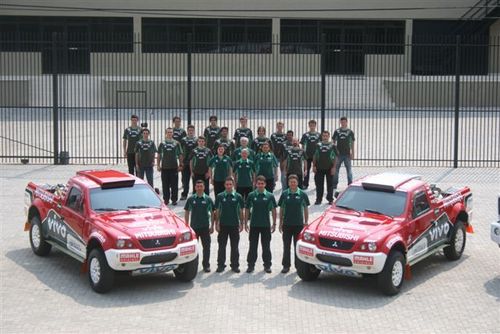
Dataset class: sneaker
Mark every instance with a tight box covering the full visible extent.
[164,200,169,205]
[231,267,241,273]
[203,267,211,273]
[216,266,224,273]
[180,195,187,201]
[328,200,333,205]
[246,267,254,273]
[264,267,272,273]
[171,201,177,206]
[314,200,321,205]
[281,267,290,274]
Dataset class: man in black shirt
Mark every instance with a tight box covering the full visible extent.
[203,115,221,151]
[332,116,355,191]
[122,114,141,175]
[157,128,183,205]
[190,136,213,195]
[300,120,321,189]
[233,115,254,148]
[135,128,156,187]
[172,116,187,142]
[180,125,197,200]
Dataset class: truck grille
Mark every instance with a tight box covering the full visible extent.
[140,252,177,264]
[139,237,176,249]
[318,237,355,251]
[316,254,352,267]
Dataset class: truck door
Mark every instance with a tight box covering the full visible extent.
[406,190,435,262]
[57,186,87,259]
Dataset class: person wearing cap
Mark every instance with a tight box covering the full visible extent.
[232,137,255,163]
[233,148,256,202]
[213,126,235,157]
[278,174,310,274]
[300,119,321,189]
[251,126,272,153]
[244,175,277,274]
[134,128,156,187]
[203,115,221,151]
[283,137,307,189]
[209,145,233,197]
[233,115,254,148]
[254,142,279,192]
[180,125,197,200]
[123,114,141,175]
[157,128,184,205]
[172,116,187,142]
[313,130,337,205]
[190,136,213,195]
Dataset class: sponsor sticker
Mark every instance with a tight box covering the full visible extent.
[298,245,314,257]
[180,245,196,256]
[353,255,374,266]
[316,264,362,277]
[120,253,140,263]
[319,229,359,242]
[132,264,178,275]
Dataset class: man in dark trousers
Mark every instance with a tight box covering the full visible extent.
[254,142,279,192]
[203,115,221,152]
[157,128,183,205]
[300,119,321,189]
[123,114,141,175]
[209,145,233,197]
[278,174,310,274]
[233,115,254,148]
[332,116,356,192]
[180,125,197,200]
[135,128,156,187]
[190,136,213,195]
[233,148,255,202]
[283,138,307,189]
[313,130,337,205]
[184,180,215,273]
[244,176,277,274]
[214,177,245,273]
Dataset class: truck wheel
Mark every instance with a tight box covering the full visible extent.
[88,248,115,293]
[174,256,199,282]
[444,221,466,261]
[296,258,320,281]
[377,250,405,296]
[29,215,51,256]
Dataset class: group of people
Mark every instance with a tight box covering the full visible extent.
[123,114,355,274]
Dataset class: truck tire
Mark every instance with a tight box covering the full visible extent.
[88,248,115,293]
[296,258,320,281]
[444,221,466,261]
[377,250,405,296]
[29,215,51,256]
[174,256,199,282]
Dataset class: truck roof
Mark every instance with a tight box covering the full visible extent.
[355,173,424,193]
[74,170,141,189]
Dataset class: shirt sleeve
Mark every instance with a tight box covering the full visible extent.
[214,194,221,210]
[245,193,253,210]
[302,192,310,207]
[300,133,307,145]
[183,198,191,211]
[157,143,164,159]
[277,193,285,207]
[122,128,128,140]
[270,195,277,209]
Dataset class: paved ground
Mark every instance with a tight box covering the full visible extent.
[1,164,499,333]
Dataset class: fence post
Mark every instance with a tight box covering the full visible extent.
[187,33,192,125]
[52,32,59,165]
[320,33,326,131]
[453,35,461,168]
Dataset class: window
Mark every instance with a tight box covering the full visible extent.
[335,186,408,217]
[66,187,84,213]
[412,192,430,218]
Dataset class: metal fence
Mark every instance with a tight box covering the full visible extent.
[1,34,499,167]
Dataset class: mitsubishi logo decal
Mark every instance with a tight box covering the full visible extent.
[155,239,161,246]
[332,241,339,248]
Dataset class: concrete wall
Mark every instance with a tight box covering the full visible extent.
[0,52,42,75]
[365,54,408,77]
[0,80,30,106]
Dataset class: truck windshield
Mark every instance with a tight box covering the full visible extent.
[335,186,408,217]
[90,184,161,211]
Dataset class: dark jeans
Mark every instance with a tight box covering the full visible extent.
[181,163,191,198]
[192,174,209,195]
[236,186,252,202]
[315,169,334,202]
[161,168,178,203]
[286,173,304,189]
[265,179,275,192]
[217,225,240,270]
[247,226,272,268]
[213,181,225,197]
[126,153,136,175]
[137,166,154,187]
[333,155,353,188]
[303,158,313,188]
[193,227,211,269]
[282,225,304,268]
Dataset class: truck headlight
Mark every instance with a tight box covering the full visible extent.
[303,231,316,243]
[179,231,192,242]
[116,237,132,248]
[360,242,377,252]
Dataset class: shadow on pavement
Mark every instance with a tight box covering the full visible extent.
[484,276,500,301]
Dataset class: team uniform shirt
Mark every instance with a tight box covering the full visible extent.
[208,155,233,182]
[255,152,279,180]
[246,190,277,227]
[300,131,321,160]
[213,137,235,157]
[180,135,197,164]
[251,136,272,153]
[203,126,221,151]
[282,140,294,162]
[333,127,355,156]
[278,188,310,226]
[172,127,187,142]
[158,139,183,169]
[190,147,213,175]
[215,191,245,226]
[233,159,255,188]
[270,132,287,161]
[184,193,214,229]
[285,147,306,175]
[233,127,254,147]
[232,146,255,162]
[123,126,142,154]
[135,139,157,167]
[313,141,336,170]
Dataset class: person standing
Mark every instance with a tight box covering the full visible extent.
[279,130,294,191]
[313,130,337,205]
[172,116,187,142]
[283,138,307,189]
[184,180,215,273]
[213,126,235,157]
[214,177,245,273]
[209,146,233,197]
[135,128,156,187]
[244,176,277,273]
[180,125,197,200]
[332,116,355,191]
[300,120,321,189]
[232,137,255,162]
[190,136,213,195]
[203,115,221,151]
[278,174,310,274]
[233,149,256,202]
[270,121,287,164]
[157,128,183,205]
[123,114,141,175]
[251,126,272,153]
[233,115,254,148]
[254,142,279,192]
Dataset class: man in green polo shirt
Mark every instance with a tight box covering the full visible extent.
[278,174,310,274]
[209,145,233,196]
[184,180,215,273]
[313,130,337,205]
[254,142,279,192]
[300,119,321,189]
[244,176,277,274]
[215,177,245,273]
[157,128,184,205]
[232,137,255,162]
[233,149,255,202]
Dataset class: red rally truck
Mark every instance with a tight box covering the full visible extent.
[24,170,199,293]
[295,173,473,295]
